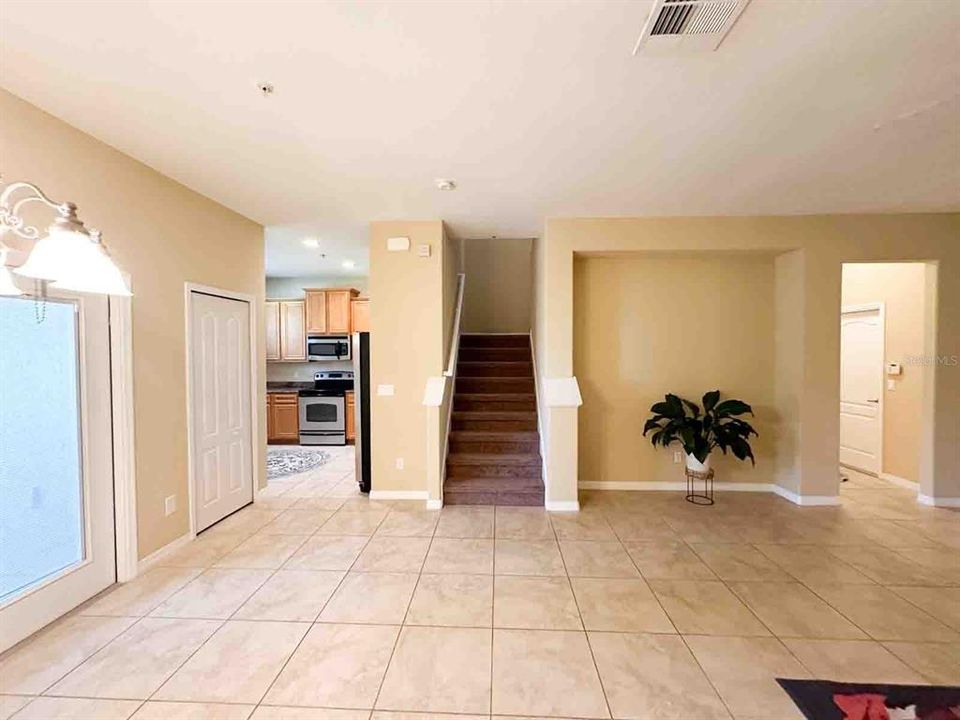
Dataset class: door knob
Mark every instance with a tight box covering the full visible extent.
[867,399,879,403]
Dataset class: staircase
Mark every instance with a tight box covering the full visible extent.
[445,334,544,506]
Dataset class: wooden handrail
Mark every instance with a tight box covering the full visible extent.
[443,273,465,377]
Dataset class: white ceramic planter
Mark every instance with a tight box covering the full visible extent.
[685,453,711,473]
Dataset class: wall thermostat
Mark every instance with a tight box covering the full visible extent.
[886,363,902,376]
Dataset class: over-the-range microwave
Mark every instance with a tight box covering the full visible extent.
[307,335,352,362]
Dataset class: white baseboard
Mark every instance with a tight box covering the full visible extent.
[137,532,194,575]
[425,499,443,510]
[579,481,841,506]
[879,473,919,490]
[917,493,960,508]
[545,499,580,512]
[771,485,841,506]
[579,481,774,492]
[368,490,429,501]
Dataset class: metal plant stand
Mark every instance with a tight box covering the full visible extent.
[685,468,715,505]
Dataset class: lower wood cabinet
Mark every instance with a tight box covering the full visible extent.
[345,390,356,443]
[267,392,300,442]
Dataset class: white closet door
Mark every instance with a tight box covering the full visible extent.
[840,307,884,474]
[190,292,253,532]
[0,291,115,652]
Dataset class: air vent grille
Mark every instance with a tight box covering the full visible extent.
[634,0,750,52]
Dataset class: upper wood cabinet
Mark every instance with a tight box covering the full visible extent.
[265,300,306,362]
[305,288,359,335]
[351,298,370,333]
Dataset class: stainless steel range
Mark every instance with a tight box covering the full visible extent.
[298,371,354,445]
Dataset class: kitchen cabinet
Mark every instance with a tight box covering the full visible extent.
[265,300,306,362]
[267,392,300,442]
[305,288,359,335]
[345,390,356,443]
[351,298,370,333]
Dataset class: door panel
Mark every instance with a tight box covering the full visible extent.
[0,292,115,652]
[840,308,883,474]
[190,292,253,532]
[326,290,351,334]
[305,291,327,335]
[265,301,280,361]
[280,301,306,361]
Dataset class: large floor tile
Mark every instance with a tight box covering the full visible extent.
[319,572,418,624]
[495,539,565,576]
[377,626,491,713]
[685,635,809,720]
[150,568,272,619]
[375,510,439,537]
[264,623,398,708]
[373,713,486,720]
[649,580,769,636]
[253,710,368,720]
[353,536,430,572]
[234,570,344,621]
[436,507,494,538]
[155,620,307,704]
[0,696,31,720]
[571,577,674,633]
[691,544,792,582]
[48,617,220,699]
[727,582,867,639]
[283,535,368,571]
[260,509,335,535]
[623,540,717,580]
[826,544,947,586]
[130,702,254,719]
[0,615,136,694]
[406,574,493,627]
[753,545,874,585]
[494,507,554,539]
[559,541,639,578]
[152,532,249,569]
[810,583,959,642]
[550,512,617,542]
[79,567,203,616]
[887,585,960,631]
[494,576,582,630]
[317,509,388,535]
[423,538,493,574]
[492,629,609,718]
[605,514,679,542]
[589,632,730,720]
[782,639,925,684]
[883,642,960,685]
[7,697,140,720]
[214,533,309,569]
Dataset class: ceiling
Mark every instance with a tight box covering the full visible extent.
[1,0,958,277]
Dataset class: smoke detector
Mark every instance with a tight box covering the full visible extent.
[633,0,751,53]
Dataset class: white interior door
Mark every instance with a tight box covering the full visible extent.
[0,291,115,652]
[190,291,253,532]
[840,306,884,474]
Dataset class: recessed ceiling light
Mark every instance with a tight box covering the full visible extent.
[342,260,356,269]
[302,238,320,248]
[435,178,456,191]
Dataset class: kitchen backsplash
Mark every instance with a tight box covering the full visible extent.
[267,361,353,382]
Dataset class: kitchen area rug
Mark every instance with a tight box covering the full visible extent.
[267,447,331,479]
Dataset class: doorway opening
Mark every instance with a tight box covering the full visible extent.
[838,262,934,501]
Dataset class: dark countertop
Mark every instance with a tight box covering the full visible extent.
[266,382,313,393]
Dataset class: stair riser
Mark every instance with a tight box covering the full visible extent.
[458,378,534,394]
[455,398,536,412]
[453,419,538,431]
[444,490,544,507]
[457,363,532,377]
[445,476,544,491]
[449,440,540,455]
[459,335,530,348]
[447,464,541,480]
[459,347,530,362]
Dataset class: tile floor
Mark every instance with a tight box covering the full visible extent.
[1,449,958,720]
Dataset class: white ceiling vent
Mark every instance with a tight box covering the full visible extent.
[633,0,751,53]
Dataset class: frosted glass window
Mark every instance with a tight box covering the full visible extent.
[0,296,84,603]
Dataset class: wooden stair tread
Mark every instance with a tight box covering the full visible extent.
[447,453,541,465]
[449,430,539,440]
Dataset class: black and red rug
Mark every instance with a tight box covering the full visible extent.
[777,679,960,720]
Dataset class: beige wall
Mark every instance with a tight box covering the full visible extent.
[462,238,533,334]
[369,221,446,492]
[575,254,775,485]
[842,263,928,483]
[535,215,960,504]
[0,90,265,557]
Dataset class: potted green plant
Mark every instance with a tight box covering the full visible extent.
[642,390,758,473]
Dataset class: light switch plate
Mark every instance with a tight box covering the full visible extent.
[395,458,405,470]
[417,243,431,257]
[164,495,176,516]
[387,236,410,252]
[887,379,896,391]
[377,384,395,396]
